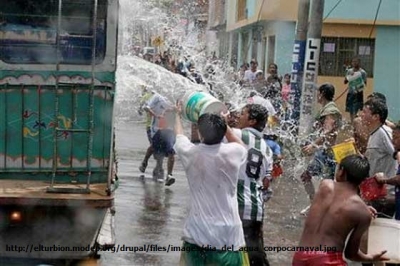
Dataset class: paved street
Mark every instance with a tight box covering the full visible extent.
[100,121,360,266]
[99,121,305,265]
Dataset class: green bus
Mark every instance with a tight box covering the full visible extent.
[0,0,119,262]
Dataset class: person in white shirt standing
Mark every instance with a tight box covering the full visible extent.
[243,59,259,84]
[174,108,250,266]
[139,92,176,185]
[247,91,277,120]
[361,98,397,217]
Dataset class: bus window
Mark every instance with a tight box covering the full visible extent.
[0,0,107,65]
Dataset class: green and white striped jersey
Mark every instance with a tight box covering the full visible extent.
[232,128,273,222]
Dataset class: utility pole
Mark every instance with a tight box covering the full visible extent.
[289,0,310,133]
[298,0,324,138]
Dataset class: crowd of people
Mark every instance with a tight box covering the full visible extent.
[136,55,400,265]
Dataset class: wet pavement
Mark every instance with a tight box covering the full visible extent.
[100,121,189,266]
[100,121,360,266]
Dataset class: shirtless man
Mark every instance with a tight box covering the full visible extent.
[293,154,388,265]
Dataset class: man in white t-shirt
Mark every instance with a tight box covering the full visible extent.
[361,98,397,215]
[139,93,176,185]
[247,91,279,137]
[243,59,259,83]
[174,110,250,265]
[247,91,276,118]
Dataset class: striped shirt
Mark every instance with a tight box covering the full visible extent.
[232,128,273,222]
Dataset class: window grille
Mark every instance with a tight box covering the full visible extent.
[319,37,375,78]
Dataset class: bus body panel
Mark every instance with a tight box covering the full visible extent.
[0,0,119,260]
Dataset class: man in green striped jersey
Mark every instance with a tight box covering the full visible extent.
[232,103,274,266]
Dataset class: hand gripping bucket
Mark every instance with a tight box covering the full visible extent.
[347,71,365,91]
[181,91,227,123]
[331,141,356,163]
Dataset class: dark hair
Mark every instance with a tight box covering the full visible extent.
[318,83,335,101]
[284,73,291,78]
[264,134,278,141]
[367,92,386,103]
[268,63,278,69]
[249,91,259,98]
[340,155,370,186]
[243,104,268,132]
[197,113,227,145]
[364,98,388,124]
[225,102,234,111]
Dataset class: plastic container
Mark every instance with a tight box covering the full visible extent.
[181,91,227,123]
[271,163,283,179]
[359,177,387,201]
[367,218,400,263]
[347,71,365,91]
[332,141,356,163]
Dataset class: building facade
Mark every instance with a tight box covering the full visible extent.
[224,0,400,120]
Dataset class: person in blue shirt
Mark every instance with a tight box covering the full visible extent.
[263,133,283,202]
[264,134,282,159]
[375,122,400,220]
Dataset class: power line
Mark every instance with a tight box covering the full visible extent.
[369,0,382,38]
[323,0,343,21]
[257,0,266,22]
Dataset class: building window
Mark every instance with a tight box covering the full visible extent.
[237,0,247,21]
[319,37,375,78]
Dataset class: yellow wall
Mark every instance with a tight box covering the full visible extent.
[319,23,375,121]
[322,23,376,38]
[259,0,298,21]
[317,76,374,121]
[226,0,297,32]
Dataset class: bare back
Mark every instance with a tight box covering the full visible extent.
[298,180,371,251]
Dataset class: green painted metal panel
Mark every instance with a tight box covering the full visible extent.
[0,79,115,183]
[6,88,23,165]
[23,86,41,167]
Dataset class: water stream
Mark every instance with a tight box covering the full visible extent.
[114,1,348,265]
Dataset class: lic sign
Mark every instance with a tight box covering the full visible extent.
[299,38,321,136]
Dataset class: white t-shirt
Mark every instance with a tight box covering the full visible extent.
[247,95,276,117]
[365,126,396,178]
[383,124,393,139]
[244,69,257,82]
[174,134,247,250]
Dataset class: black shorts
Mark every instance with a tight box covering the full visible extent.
[242,220,269,266]
[151,129,176,156]
[345,91,364,115]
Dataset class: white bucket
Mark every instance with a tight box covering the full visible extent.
[367,218,400,262]
[181,91,227,123]
[346,71,365,91]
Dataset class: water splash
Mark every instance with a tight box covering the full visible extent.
[116,0,327,219]
[115,55,205,120]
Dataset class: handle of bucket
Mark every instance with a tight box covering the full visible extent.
[376,212,393,219]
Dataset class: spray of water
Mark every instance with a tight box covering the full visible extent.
[116,0,334,222]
